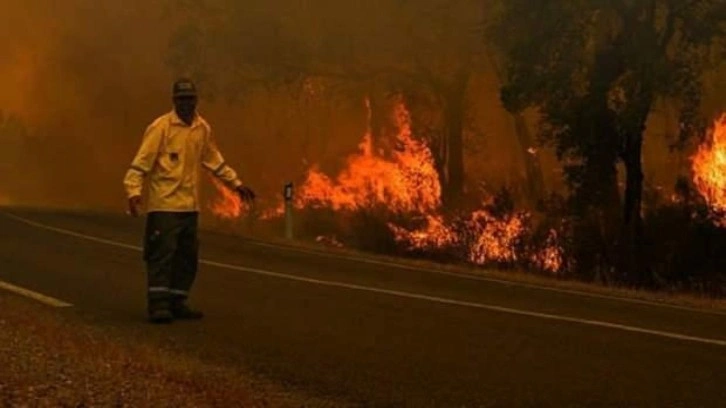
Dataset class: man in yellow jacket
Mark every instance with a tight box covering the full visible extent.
[123,78,255,323]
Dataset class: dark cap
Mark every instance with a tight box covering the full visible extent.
[172,78,197,97]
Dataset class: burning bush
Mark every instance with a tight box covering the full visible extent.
[642,181,726,296]
[691,113,726,227]
[294,97,441,215]
[256,96,566,274]
[202,99,725,295]
[206,95,567,274]
[633,113,726,296]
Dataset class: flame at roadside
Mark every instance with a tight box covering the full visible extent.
[389,215,459,251]
[220,94,565,274]
[389,208,563,273]
[295,97,441,214]
[530,229,564,274]
[288,95,565,274]
[692,113,726,225]
[466,210,527,265]
[208,177,246,219]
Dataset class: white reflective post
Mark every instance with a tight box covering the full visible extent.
[284,182,293,240]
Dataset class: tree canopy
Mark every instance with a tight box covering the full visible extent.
[492,0,725,282]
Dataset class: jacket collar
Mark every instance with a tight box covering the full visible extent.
[169,110,203,128]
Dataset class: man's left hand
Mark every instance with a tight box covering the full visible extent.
[236,186,256,203]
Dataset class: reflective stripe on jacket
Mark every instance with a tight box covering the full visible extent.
[123,110,242,212]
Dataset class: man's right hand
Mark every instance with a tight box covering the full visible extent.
[128,195,142,217]
[236,186,256,203]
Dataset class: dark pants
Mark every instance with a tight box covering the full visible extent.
[143,211,199,311]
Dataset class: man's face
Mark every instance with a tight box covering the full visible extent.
[173,95,197,124]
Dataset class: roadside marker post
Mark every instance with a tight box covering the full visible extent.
[284,182,294,240]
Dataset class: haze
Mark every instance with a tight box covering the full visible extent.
[0,0,723,212]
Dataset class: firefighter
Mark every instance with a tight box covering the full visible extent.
[123,78,255,323]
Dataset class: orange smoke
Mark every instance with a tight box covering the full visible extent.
[295,97,441,214]
[692,113,726,225]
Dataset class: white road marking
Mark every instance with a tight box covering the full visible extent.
[7,211,721,316]
[2,211,726,347]
[242,239,726,316]
[0,280,73,308]
[202,259,726,347]
[0,213,141,251]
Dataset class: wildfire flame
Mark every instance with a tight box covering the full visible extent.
[295,97,441,214]
[316,235,344,248]
[208,177,245,219]
[466,210,527,265]
[220,94,565,274]
[692,113,726,224]
[392,210,564,272]
[530,229,564,274]
[389,215,459,251]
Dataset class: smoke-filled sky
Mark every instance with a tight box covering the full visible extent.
[0,0,723,212]
[0,0,175,208]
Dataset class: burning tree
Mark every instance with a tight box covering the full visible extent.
[492,0,725,285]
[295,97,441,214]
[692,113,726,225]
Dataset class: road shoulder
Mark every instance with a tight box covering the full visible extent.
[0,292,346,407]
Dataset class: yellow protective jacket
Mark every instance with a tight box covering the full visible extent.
[123,110,243,213]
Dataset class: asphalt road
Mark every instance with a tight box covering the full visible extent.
[0,208,725,407]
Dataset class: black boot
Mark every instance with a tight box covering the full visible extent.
[148,300,173,324]
[171,300,204,319]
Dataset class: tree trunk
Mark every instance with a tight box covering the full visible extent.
[621,135,647,286]
[512,113,545,207]
[485,48,546,208]
[440,68,470,208]
[620,99,652,287]
[622,143,644,228]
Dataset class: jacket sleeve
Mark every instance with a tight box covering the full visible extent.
[201,128,243,189]
[122,122,164,198]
